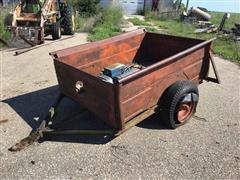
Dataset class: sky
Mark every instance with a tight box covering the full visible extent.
[182,0,240,13]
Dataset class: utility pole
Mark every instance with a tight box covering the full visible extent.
[177,0,183,12]
[186,0,190,12]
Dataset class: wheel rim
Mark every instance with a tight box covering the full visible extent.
[177,102,195,123]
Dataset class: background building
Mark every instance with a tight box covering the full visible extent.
[100,0,175,15]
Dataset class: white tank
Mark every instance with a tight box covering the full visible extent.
[191,7,211,21]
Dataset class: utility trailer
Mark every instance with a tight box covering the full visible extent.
[9,29,220,151]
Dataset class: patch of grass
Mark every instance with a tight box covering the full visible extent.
[128,17,150,26]
[145,26,159,32]
[87,24,122,41]
[145,12,240,62]
[212,38,240,60]
[153,19,196,35]
[210,12,240,29]
[128,17,159,33]
[88,6,123,41]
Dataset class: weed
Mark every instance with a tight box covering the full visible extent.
[88,6,123,41]
[75,14,101,32]
[0,12,11,47]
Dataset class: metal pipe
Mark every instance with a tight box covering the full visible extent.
[191,7,211,21]
[15,36,74,56]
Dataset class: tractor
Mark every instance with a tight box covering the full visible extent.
[8,0,75,45]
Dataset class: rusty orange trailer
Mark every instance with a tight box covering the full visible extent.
[9,29,220,152]
[50,29,219,130]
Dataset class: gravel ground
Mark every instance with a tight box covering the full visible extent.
[0,33,239,179]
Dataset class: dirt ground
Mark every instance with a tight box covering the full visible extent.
[0,33,239,179]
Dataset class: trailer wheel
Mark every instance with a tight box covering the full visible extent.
[51,23,61,40]
[61,5,75,35]
[160,80,199,129]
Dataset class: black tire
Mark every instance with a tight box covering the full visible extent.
[51,23,61,40]
[4,14,13,26]
[61,5,75,35]
[160,80,199,129]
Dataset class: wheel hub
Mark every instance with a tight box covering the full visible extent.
[177,102,195,123]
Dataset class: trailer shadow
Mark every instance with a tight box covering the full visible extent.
[137,114,167,130]
[3,86,167,145]
[3,85,60,129]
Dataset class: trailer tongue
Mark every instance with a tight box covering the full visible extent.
[9,29,220,152]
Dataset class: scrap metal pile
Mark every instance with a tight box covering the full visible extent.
[221,23,240,41]
[181,7,240,41]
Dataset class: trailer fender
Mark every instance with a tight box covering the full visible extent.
[154,71,188,105]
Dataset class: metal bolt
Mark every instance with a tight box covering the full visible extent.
[75,81,84,93]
